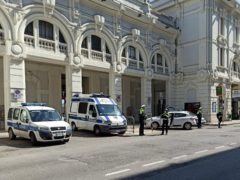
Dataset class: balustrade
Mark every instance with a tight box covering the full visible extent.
[39,38,55,51]
[24,35,35,47]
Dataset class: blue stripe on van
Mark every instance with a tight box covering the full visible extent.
[94,98,100,105]
[7,121,38,131]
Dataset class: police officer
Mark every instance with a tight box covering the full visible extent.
[161,108,170,135]
[139,104,146,136]
[216,110,223,128]
[196,107,202,128]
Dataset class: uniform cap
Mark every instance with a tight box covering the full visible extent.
[141,104,146,108]
[199,107,202,109]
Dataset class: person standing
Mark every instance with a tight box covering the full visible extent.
[216,110,223,128]
[139,104,146,136]
[161,108,170,135]
[196,107,202,128]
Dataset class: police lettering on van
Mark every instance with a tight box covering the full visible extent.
[7,103,72,145]
[68,94,127,135]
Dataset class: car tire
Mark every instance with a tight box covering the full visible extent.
[151,122,159,130]
[8,128,16,140]
[94,126,101,136]
[71,122,77,131]
[183,122,192,130]
[30,132,38,146]
[118,131,126,135]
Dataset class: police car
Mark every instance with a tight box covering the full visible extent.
[68,93,127,135]
[7,103,72,145]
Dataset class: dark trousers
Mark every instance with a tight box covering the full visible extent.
[139,120,144,135]
[218,118,222,128]
[161,120,168,135]
[197,118,201,128]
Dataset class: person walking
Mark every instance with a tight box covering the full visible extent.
[161,108,171,135]
[216,110,223,128]
[196,107,202,128]
[139,104,146,136]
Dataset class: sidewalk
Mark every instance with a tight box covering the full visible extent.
[206,120,240,126]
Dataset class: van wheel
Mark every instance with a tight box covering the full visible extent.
[30,132,38,146]
[151,122,159,130]
[94,126,101,136]
[8,128,16,140]
[183,122,192,130]
[71,122,77,131]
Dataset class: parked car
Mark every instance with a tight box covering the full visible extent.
[145,111,206,130]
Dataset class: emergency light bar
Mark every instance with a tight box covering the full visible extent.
[21,102,47,106]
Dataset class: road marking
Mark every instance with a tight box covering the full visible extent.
[229,142,237,146]
[105,169,131,176]
[215,146,225,149]
[142,160,165,167]
[194,150,208,154]
[172,155,187,160]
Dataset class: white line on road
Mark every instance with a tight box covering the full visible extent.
[172,155,187,160]
[229,142,237,146]
[142,160,165,167]
[194,150,208,154]
[105,169,131,176]
[215,146,225,149]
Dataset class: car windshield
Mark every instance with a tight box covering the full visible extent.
[29,110,61,122]
[96,104,122,116]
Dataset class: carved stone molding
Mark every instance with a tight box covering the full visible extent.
[11,43,23,55]
[217,35,227,47]
[43,0,56,16]
[94,15,105,31]
[132,29,140,42]
[145,68,153,79]
[197,69,208,82]
[72,55,83,68]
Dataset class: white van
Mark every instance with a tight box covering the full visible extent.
[7,103,72,145]
[68,94,127,135]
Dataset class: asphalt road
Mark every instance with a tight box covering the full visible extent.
[0,125,240,180]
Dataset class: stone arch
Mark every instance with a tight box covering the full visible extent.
[119,35,148,68]
[150,44,174,73]
[78,23,117,63]
[0,6,14,40]
[18,6,75,53]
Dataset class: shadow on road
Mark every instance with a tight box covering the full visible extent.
[119,147,240,180]
[72,130,121,138]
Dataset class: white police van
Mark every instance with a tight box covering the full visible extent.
[7,103,72,145]
[68,94,127,135]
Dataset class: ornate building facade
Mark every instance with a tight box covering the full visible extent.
[0,0,178,130]
[153,0,240,122]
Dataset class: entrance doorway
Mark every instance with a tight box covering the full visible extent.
[25,61,65,114]
[0,57,4,129]
[152,80,166,116]
[122,76,141,120]
[232,84,240,119]
[82,70,109,94]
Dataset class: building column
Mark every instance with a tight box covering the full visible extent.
[65,65,82,118]
[141,77,152,116]
[109,71,122,110]
[4,56,26,130]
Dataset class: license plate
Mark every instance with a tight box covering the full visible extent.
[55,133,63,137]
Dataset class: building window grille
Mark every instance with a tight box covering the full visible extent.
[24,22,33,36]
[39,20,54,40]
[128,46,136,60]
[220,17,225,36]
[81,37,88,49]
[59,31,66,43]
[220,48,224,67]
[236,27,239,43]
[91,35,101,52]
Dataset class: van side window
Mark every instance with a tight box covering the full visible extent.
[70,102,79,113]
[8,108,14,120]
[78,102,88,114]
[20,110,29,123]
[13,109,20,120]
[89,105,96,116]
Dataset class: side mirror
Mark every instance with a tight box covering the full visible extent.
[92,112,97,118]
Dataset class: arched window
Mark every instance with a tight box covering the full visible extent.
[151,53,169,75]
[24,20,67,53]
[80,35,112,63]
[121,45,144,71]
[0,23,3,41]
